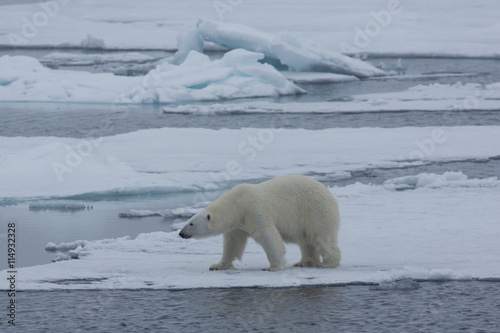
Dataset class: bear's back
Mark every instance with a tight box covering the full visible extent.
[254,175,338,225]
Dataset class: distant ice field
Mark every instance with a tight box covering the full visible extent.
[1,0,499,57]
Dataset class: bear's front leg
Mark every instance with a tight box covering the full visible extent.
[252,226,286,271]
[209,230,248,271]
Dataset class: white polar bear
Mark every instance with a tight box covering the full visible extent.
[179,174,341,271]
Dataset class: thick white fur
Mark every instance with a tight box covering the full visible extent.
[179,175,341,271]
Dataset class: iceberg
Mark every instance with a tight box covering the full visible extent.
[195,19,385,78]
[122,49,305,104]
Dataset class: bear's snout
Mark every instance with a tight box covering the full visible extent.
[179,231,191,239]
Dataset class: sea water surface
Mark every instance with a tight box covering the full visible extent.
[2,282,500,332]
[1,55,500,332]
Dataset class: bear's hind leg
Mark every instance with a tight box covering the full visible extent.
[318,241,341,268]
[293,243,321,267]
[210,229,248,271]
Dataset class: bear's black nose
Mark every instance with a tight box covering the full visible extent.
[179,232,191,239]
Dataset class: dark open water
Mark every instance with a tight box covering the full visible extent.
[1,281,499,332]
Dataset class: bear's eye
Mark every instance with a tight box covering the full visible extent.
[189,223,193,226]
[207,213,211,222]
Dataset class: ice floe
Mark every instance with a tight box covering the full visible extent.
[4,175,499,290]
[1,127,500,200]
[0,55,140,103]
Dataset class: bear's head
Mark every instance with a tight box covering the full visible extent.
[179,208,217,239]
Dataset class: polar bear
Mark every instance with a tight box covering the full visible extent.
[179,174,341,271]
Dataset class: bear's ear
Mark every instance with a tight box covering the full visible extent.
[206,213,211,222]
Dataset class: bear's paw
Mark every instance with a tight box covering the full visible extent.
[209,262,234,271]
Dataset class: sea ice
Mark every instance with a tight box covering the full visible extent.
[195,19,385,78]
[121,49,305,104]
[0,49,304,103]
[4,176,499,290]
[1,127,500,200]
[384,171,500,191]
[45,240,86,253]
[163,82,500,115]
[118,202,207,219]
[1,0,499,57]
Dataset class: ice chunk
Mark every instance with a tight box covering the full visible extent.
[282,72,359,84]
[384,171,468,190]
[370,278,420,291]
[383,171,499,190]
[45,240,86,253]
[119,202,208,219]
[172,28,204,65]
[196,19,385,78]
[81,34,105,49]
[122,49,305,104]
[118,209,164,218]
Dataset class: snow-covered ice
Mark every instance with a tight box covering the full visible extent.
[383,171,499,191]
[2,172,499,290]
[282,72,359,84]
[1,126,500,289]
[0,55,140,103]
[1,126,500,200]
